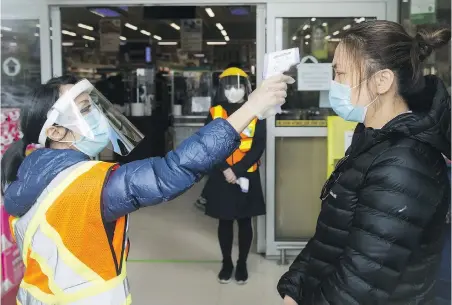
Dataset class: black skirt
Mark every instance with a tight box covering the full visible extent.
[203,168,266,220]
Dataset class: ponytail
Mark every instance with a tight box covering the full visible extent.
[1,138,27,194]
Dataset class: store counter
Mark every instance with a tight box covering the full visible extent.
[172,115,205,149]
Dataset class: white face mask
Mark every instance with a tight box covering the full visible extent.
[225,87,245,103]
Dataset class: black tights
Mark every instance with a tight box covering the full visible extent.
[218,218,253,264]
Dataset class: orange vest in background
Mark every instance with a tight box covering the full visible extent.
[9,161,131,305]
[210,105,259,172]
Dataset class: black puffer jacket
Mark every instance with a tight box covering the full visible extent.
[277,75,451,305]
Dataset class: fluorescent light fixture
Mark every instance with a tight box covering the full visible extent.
[329,38,341,42]
[216,23,224,30]
[205,8,215,17]
[82,35,95,41]
[206,41,227,45]
[305,41,309,45]
[158,41,177,45]
[1,26,12,31]
[90,10,105,17]
[36,24,40,28]
[62,42,74,47]
[305,34,311,39]
[140,30,151,36]
[120,36,127,41]
[34,33,39,37]
[311,18,316,21]
[62,30,76,37]
[303,24,310,30]
[9,42,17,47]
[343,24,351,30]
[78,23,93,31]
[125,23,138,30]
[194,53,205,58]
[221,30,227,36]
[356,17,365,23]
[333,31,340,36]
[325,35,331,40]
[170,23,180,30]
[322,22,328,27]
[224,36,230,42]
[292,36,297,41]
[153,35,162,41]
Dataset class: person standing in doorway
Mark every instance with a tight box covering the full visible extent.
[204,67,266,284]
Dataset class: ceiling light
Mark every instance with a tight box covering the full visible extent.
[205,8,215,18]
[333,31,340,36]
[194,53,205,58]
[322,22,328,27]
[62,30,76,37]
[224,36,230,42]
[34,33,39,37]
[305,34,311,39]
[292,36,297,41]
[343,24,351,30]
[78,23,93,31]
[90,10,105,17]
[158,41,177,45]
[62,42,74,47]
[325,35,331,40]
[170,23,180,30]
[329,38,341,42]
[82,35,95,41]
[140,30,151,36]
[311,18,316,21]
[305,41,309,45]
[216,23,224,30]
[221,30,227,36]
[207,41,227,45]
[1,26,12,31]
[303,24,310,30]
[356,17,365,23]
[36,24,40,28]
[120,36,127,41]
[153,35,162,41]
[125,23,138,30]
[9,42,17,47]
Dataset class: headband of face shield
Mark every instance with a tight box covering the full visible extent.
[219,69,252,104]
[38,79,144,156]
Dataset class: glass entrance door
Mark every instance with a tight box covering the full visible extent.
[264,0,397,258]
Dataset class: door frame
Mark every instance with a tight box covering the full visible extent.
[264,0,398,258]
[1,0,53,84]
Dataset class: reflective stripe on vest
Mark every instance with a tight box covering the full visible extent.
[10,161,131,305]
[210,105,259,172]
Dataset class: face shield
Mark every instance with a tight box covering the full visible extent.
[38,79,144,156]
[219,68,252,104]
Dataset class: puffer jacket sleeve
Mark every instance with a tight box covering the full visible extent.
[277,240,313,303]
[303,146,449,305]
[102,118,240,222]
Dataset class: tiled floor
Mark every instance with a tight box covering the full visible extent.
[126,183,288,305]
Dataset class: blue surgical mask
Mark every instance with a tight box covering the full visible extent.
[73,108,110,157]
[329,80,377,123]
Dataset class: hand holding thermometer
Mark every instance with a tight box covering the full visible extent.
[259,48,300,120]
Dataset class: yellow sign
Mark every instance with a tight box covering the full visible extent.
[276,120,327,127]
[327,116,357,178]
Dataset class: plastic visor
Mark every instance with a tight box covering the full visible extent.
[38,79,144,156]
[219,75,252,95]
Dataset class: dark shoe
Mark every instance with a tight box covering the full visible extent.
[194,197,206,211]
[218,261,234,284]
[235,262,248,285]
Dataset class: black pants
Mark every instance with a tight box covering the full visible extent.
[218,218,253,264]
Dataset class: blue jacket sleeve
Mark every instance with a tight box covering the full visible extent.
[102,118,240,222]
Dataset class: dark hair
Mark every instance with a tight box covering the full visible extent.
[341,20,451,111]
[1,75,78,193]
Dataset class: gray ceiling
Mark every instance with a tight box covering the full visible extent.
[60,6,257,43]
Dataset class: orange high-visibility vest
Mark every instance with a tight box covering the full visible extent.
[210,105,259,172]
[9,161,131,305]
